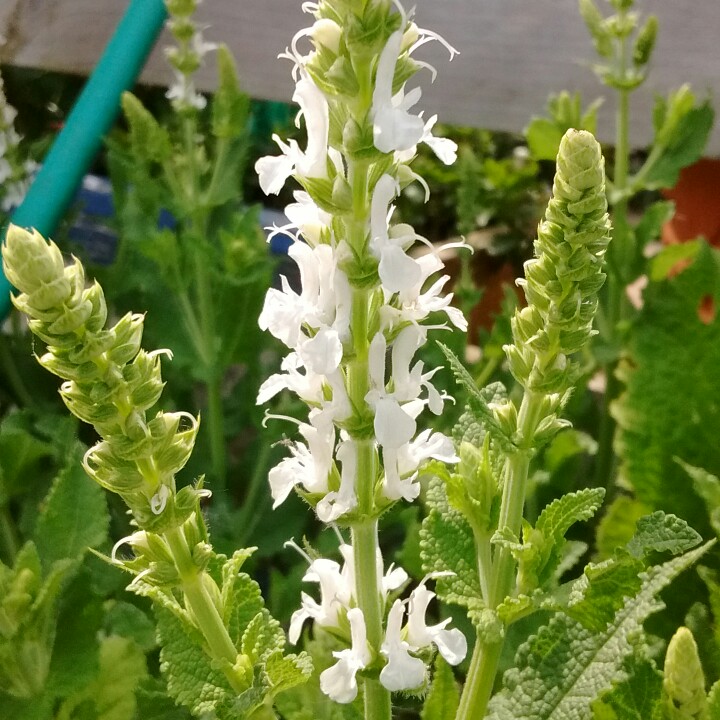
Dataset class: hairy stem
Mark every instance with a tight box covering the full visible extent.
[456,391,543,720]
[164,526,243,693]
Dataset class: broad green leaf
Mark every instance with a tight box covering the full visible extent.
[487,542,712,720]
[592,652,663,720]
[536,488,605,543]
[526,118,566,162]
[420,478,485,623]
[634,201,675,250]
[421,656,460,720]
[121,92,172,163]
[103,600,157,652]
[264,651,313,697]
[155,603,235,717]
[614,242,720,531]
[676,459,720,536]
[626,512,702,559]
[135,677,194,720]
[642,95,714,190]
[34,445,109,569]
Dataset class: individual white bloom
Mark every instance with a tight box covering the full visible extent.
[255,71,329,195]
[390,324,444,412]
[420,115,458,165]
[320,608,372,703]
[256,352,324,406]
[366,332,417,450]
[289,557,348,643]
[380,600,426,691]
[316,438,358,522]
[284,190,333,246]
[336,542,408,606]
[150,484,172,514]
[267,419,334,507]
[372,30,426,154]
[166,69,207,110]
[370,174,423,293]
[406,583,467,665]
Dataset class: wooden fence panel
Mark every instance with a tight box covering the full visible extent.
[1,0,718,153]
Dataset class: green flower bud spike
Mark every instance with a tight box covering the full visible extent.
[504,129,611,397]
[663,627,709,720]
[2,225,200,531]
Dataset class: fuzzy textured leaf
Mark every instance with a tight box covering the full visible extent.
[421,656,460,720]
[625,511,702,558]
[592,653,663,720]
[487,542,712,720]
[34,445,109,568]
[420,478,485,623]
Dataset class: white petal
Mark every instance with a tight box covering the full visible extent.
[433,626,467,666]
[379,245,422,293]
[255,150,296,195]
[298,329,343,374]
[320,653,361,703]
[373,397,416,449]
[380,600,426,691]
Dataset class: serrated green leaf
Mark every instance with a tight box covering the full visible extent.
[626,512,702,559]
[676,459,720,536]
[487,542,712,720]
[593,652,663,720]
[708,680,720,719]
[596,496,652,560]
[420,478,485,623]
[155,602,234,717]
[536,488,605,543]
[265,651,313,697]
[242,609,284,663]
[104,600,156,652]
[642,98,714,190]
[34,445,109,568]
[421,656,460,720]
[438,343,515,450]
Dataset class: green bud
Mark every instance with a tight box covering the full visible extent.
[578,0,613,58]
[633,15,658,66]
[663,627,708,720]
[165,0,196,17]
[505,130,610,393]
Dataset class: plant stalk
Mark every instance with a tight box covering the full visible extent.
[455,391,543,720]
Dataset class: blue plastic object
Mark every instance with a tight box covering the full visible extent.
[0,0,168,315]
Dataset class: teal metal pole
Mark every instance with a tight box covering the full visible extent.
[1,0,168,315]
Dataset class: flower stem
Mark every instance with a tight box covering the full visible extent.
[352,520,391,720]
[164,526,243,693]
[455,391,543,720]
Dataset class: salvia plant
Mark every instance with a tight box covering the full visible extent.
[1,1,719,719]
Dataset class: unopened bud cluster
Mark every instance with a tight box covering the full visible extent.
[503,130,611,399]
[2,226,203,531]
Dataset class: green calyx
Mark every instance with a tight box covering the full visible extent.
[505,129,611,395]
[2,225,197,529]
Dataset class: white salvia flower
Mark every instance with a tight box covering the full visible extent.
[320,608,372,703]
[366,332,417,450]
[380,600,426,691]
[420,115,458,165]
[289,557,348,643]
[312,18,343,54]
[284,191,334,247]
[255,71,329,195]
[370,174,423,293]
[372,30,426,154]
[268,418,335,507]
[337,542,409,602]
[256,352,324,406]
[316,438,358,522]
[406,583,467,665]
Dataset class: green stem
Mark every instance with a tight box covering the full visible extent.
[455,391,543,720]
[352,520,391,720]
[164,526,244,693]
[236,439,274,547]
[0,334,34,408]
